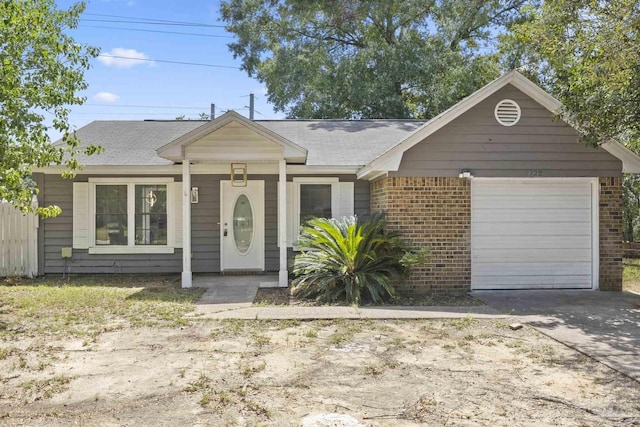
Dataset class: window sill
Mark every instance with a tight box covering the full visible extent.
[88,246,176,255]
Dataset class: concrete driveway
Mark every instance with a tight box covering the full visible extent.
[472,290,640,382]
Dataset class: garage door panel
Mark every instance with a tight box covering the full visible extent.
[473,208,591,223]
[472,278,592,290]
[471,179,594,290]
[473,248,592,263]
[472,275,592,288]
[473,262,591,276]
[473,235,592,249]
[473,195,591,210]
[474,222,591,236]
[473,183,591,197]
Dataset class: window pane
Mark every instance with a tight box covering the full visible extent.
[95,185,128,245]
[300,184,332,225]
[135,185,167,245]
[233,194,253,254]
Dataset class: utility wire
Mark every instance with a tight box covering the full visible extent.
[97,54,238,69]
[72,112,206,116]
[83,18,226,28]
[79,25,233,38]
[83,12,226,27]
[85,103,208,110]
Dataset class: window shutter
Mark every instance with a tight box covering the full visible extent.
[286,182,294,246]
[72,183,89,249]
[277,182,294,247]
[337,182,354,219]
[174,182,183,248]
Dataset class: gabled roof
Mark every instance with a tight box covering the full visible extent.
[52,70,639,173]
[358,70,640,178]
[156,110,308,162]
[56,116,425,167]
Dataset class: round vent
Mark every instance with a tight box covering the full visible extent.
[494,99,521,126]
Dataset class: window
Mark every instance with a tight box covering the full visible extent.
[290,177,340,247]
[95,185,128,245]
[86,178,175,254]
[134,185,167,245]
[299,184,332,226]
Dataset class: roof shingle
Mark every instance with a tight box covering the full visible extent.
[61,118,426,167]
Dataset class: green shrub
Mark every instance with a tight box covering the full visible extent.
[291,212,428,305]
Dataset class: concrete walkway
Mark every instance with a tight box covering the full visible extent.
[196,304,504,319]
[473,290,640,382]
[194,275,274,311]
[193,277,503,319]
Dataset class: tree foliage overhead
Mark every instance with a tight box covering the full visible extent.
[501,0,640,148]
[0,0,100,216]
[221,0,529,119]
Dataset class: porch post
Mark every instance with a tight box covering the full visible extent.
[278,159,288,287]
[181,161,192,288]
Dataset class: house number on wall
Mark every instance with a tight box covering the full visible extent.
[527,169,542,177]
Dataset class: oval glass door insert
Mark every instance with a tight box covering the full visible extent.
[232,194,253,254]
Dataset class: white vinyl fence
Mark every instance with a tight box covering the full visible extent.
[0,201,38,278]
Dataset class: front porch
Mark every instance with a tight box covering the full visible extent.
[195,274,278,308]
[155,112,308,289]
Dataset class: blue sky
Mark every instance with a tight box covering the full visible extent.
[52,0,280,139]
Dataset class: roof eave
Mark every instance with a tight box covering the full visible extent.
[601,142,640,174]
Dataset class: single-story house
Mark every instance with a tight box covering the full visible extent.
[33,71,640,292]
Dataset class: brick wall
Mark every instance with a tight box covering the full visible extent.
[371,177,471,293]
[599,177,623,291]
[370,178,388,213]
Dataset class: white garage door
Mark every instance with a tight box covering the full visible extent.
[471,179,596,290]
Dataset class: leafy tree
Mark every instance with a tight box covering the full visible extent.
[220,0,529,119]
[292,213,428,305]
[501,0,640,148]
[623,175,640,242]
[1,0,100,216]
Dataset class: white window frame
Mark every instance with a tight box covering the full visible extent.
[88,177,175,254]
[292,177,339,248]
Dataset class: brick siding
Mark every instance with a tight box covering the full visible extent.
[371,177,471,293]
[599,177,623,291]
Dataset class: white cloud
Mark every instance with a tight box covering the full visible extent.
[93,92,120,103]
[97,48,153,69]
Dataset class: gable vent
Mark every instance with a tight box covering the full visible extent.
[494,99,521,126]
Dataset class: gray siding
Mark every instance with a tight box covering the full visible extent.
[40,173,370,274]
[190,174,219,273]
[42,174,182,274]
[392,84,622,178]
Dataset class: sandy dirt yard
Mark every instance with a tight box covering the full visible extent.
[1,317,639,427]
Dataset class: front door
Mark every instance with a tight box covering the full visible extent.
[220,180,265,271]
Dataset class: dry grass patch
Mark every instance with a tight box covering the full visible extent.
[0,274,204,339]
[623,258,640,293]
[252,287,485,306]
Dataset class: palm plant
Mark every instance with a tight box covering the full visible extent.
[292,212,424,305]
